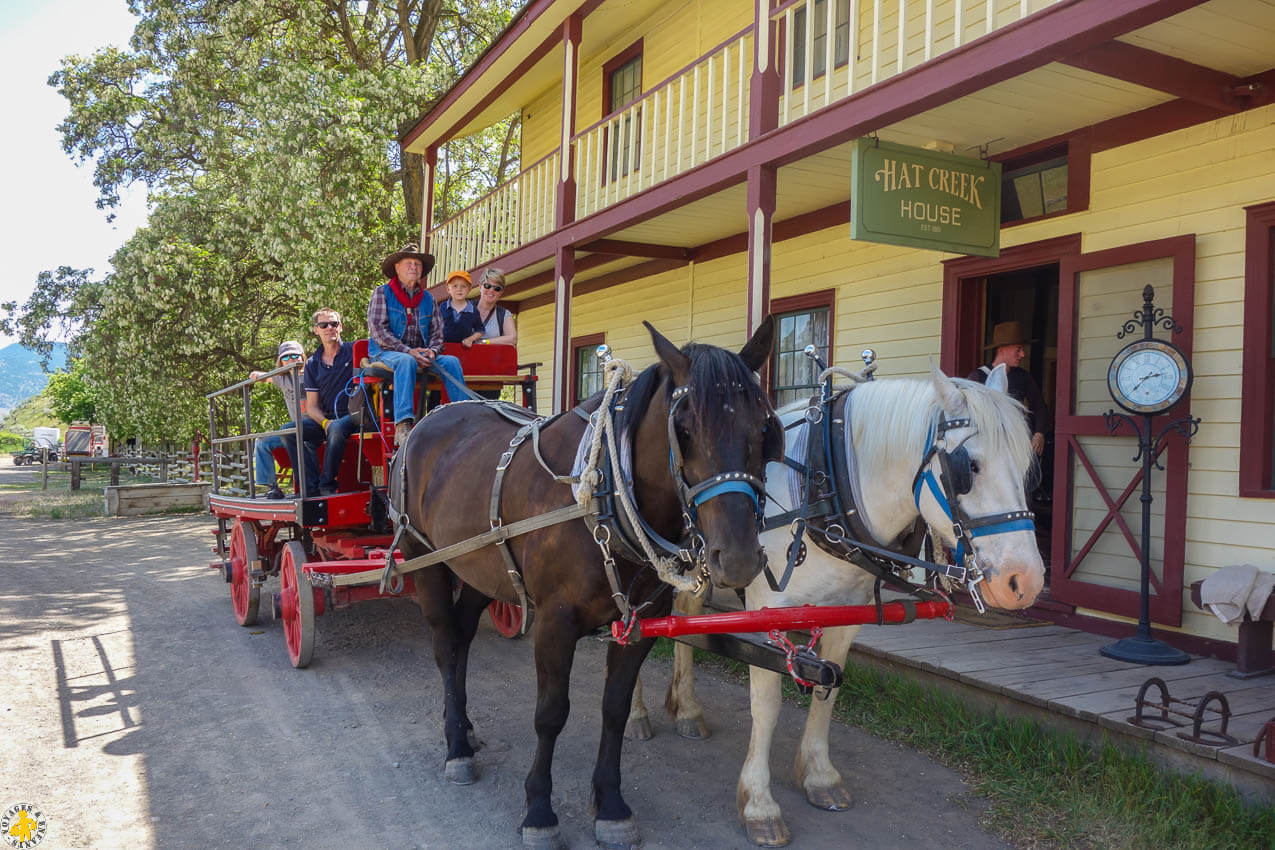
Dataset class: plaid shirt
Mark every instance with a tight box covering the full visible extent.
[367,281,444,353]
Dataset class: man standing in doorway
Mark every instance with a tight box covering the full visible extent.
[366,243,470,447]
[304,308,356,496]
[968,320,1052,493]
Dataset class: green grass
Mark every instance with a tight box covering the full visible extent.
[646,639,1275,850]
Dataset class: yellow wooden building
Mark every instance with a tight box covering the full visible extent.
[402,0,1275,659]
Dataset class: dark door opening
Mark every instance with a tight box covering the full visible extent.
[978,264,1059,574]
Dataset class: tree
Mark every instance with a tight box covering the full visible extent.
[5,0,521,441]
[45,361,98,424]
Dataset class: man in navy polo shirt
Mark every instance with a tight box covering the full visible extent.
[304,307,356,496]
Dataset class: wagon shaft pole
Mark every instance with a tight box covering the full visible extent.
[612,600,952,642]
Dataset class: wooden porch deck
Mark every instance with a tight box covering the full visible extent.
[843,608,1275,802]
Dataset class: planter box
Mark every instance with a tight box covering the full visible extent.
[104,482,211,517]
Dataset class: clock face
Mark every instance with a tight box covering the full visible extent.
[1108,340,1192,414]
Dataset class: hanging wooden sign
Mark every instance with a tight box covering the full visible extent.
[850,138,1001,257]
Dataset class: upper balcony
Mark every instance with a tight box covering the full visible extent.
[406,0,1275,291]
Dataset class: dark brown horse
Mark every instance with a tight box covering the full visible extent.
[395,319,778,848]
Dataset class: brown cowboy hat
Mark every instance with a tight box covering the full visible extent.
[984,320,1033,350]
[380,243,436,279]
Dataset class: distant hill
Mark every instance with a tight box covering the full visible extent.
[0,342,67,411]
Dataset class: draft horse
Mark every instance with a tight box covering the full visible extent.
[396,319,780,848]
[629,363,1046,846]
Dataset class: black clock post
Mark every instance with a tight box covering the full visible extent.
[1100,285,1200,665]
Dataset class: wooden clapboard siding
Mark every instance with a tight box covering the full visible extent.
[520,87,563,171]
[518,0,752,174]
[769,228,947,376]
[517,302,558,410]
[990,103,1275,642]
[683,253,749,347]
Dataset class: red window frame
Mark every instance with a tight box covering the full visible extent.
[1240,201,1275,498]
[570,331,607,407]
[601,39,643,119]
[767,289,836,403]
[993,132,1092,228]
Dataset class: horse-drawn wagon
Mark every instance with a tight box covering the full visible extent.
[206,340,535,667]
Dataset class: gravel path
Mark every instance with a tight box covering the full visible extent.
[0,478,1010,849]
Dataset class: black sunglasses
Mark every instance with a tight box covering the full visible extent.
[315,320,341,329]
[482,283,503,292]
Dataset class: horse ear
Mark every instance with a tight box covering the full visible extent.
[930,359,967,415]
[644,321,691,381]
[985,363,1010,394]
[739,314,775,373]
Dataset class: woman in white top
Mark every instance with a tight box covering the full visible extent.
[471,268,517,346]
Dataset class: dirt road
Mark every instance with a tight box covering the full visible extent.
[0,479,1010,849]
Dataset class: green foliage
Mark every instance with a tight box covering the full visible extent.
[3,0,520,442]
[45,361,98,424]
[0,432,24,453]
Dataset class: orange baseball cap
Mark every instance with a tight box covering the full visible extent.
[445,270,472,286]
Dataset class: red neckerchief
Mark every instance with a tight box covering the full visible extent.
[387,277,426,328]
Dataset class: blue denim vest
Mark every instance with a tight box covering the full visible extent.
[368,283,435,357]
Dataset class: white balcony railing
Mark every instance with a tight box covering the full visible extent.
[425,0,1063,271]
[425,151,558,285]
[774,0,1061,124]
[572,28,754,218]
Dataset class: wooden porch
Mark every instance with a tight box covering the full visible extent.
[844,602,1275,800]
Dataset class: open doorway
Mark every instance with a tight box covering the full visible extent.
[979,264,1058,574]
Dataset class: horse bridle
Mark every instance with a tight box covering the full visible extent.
[666,385,770,558]
[911,413,1036,605]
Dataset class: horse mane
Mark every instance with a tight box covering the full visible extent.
[844,376,1036,484]
[616,342,768,439]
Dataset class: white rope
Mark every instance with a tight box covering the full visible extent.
[573,358,704,595]
[818,360,877,394]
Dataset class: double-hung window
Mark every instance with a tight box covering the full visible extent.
[791,0,851,85]
[603,43,643,181]
[770,292,834,408]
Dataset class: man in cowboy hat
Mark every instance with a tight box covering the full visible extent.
[366,242,471,447]
[968,320,1052,463]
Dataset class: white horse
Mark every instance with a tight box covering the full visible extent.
[628,363,1045,846]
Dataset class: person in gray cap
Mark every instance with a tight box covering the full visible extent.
[249,339,322,499]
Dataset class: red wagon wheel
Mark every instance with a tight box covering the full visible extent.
[228,519,261,626]
[278,541,315,668]
[487,600,529,639]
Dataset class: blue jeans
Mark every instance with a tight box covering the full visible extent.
[254,419,322,493]
[320,414,356,493]
[373,350,470,423]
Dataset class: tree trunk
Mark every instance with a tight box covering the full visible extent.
[401,148,425,231]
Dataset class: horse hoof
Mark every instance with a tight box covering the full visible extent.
[444,757,477,785]
[595,816,641,849]
[743,818,791,847]
[805,783,851,811]
[674,716,711,740]
[624,716,654,741]
[520,825,566,850]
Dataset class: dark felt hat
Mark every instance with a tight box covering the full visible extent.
[381,243,436,279]
[984,320,1033,350]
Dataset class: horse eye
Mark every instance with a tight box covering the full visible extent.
[970,460,981,475]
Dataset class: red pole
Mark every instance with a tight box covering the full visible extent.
[611,601,952,643]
